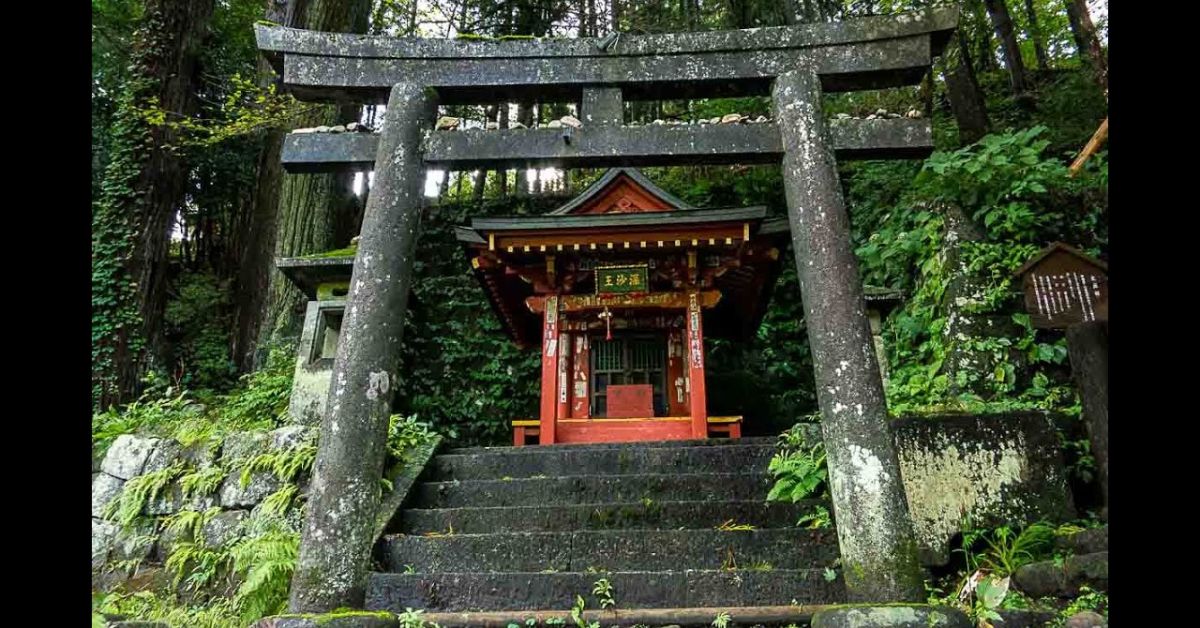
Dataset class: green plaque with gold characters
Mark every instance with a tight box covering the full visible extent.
[595,264,649,295]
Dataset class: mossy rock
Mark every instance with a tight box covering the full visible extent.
[812,604,971,628]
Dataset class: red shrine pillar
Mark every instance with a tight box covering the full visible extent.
[685,290,708,438]
[539,296,560,444]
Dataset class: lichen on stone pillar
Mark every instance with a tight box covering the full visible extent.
[771,69,924,603]
[288,82,438,613]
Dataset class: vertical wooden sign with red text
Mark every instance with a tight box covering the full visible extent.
[686,291,708,438]
[540,296,559,444]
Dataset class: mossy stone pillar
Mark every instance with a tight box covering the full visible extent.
[288,83,437,612]
[771,70,924,602]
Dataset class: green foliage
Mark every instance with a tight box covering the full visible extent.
[165,540,233,593]
[850,125,1106,415]
[105,463,187,527]
[180,466,228,500]
[960,522,1056,577]
[239,440,317,487]
[711,611,732,628]
[568,594,600,628]
[94,590,242,628]
[387,414,440,462]
[92,344,293,454]
[163,272,238,391]
[591,577,615,609]
[227,520,300,621]
[766,425,827,504]
[1050,586,1108,626]
[162,506,221,541]
[797,504,832,530]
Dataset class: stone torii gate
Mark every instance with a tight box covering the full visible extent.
[256,8,958,613]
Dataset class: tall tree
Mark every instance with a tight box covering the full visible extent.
[983,0,1029,96]
[230,0,300,372]
[1022,0,1049,70]
[942,33,991,145]
[1064,0,1107,96]
[256,0,374,355]
[91,0,215,407]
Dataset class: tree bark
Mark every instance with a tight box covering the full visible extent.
[1066,321,1108,520]
[93,0,215,407]
[983,0,1029,96]
[942,33,991,145]
[1065,0,1108,96]
[1023,0,1049,70]
[968,0,997,72]
[231,0,297,372]
[258,0,373,353]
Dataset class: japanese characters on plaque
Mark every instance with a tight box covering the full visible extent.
[595,264,649,295]
[1016,243,1108,330]
[688,292,703,369]
[1026,271,1104,326]
[543,295,558,356]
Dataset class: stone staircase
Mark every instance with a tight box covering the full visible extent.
[365,437,846,616]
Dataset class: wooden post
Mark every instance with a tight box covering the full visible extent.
[686,290,707,438]
[1067,321,1108,520]
[539,296,560,444]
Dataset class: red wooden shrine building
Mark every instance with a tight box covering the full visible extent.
[456,169,789,445]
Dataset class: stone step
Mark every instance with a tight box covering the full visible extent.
[382,528,840,573]
[443,436,777,456]
[429,443,776,481]
[365,569,844,613]
[399,499,827,534]
[411,605,833,627]
[415,472,773,509]
[1012,551,1108,598]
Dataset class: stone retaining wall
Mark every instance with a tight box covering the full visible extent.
[91,426,316,582]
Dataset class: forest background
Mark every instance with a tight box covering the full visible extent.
[91,0,1109,461]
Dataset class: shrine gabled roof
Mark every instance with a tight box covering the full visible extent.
[457,206,766,241]
[548,168,693,215]
[1013,241,1107,277]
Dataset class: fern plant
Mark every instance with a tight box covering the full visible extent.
[179,466,226,499]
[239,441,316,487]
[161,506,221,541]
[105,462,188,527]
[165,541,233,593]
[228,521,300,621]
[766,442,827,503]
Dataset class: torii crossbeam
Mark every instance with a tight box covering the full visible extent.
[256,7,957,614]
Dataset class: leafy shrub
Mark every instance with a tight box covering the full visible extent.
[766,424,828,504]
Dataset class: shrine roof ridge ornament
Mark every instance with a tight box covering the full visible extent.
[255,7,957,104]
[548,167,693,214]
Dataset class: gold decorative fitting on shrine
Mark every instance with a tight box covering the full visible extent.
[471,257,481,269]
[488,233,495,251]
[523,245,531,252]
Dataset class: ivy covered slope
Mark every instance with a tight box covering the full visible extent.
[92,349,441,628]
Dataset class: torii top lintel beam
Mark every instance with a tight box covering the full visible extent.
[255,8,957,105]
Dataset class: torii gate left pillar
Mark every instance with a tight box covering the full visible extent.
[289,83,436,613]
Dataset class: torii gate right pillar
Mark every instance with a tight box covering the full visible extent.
[773,70,924,603]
